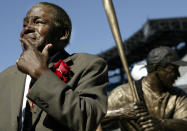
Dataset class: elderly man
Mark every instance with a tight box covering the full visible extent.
[103,46,187,131]
[0,2,108,131]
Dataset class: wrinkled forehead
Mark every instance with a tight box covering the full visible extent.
[26,5,53,19]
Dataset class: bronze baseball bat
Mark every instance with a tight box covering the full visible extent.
[102,0,140,102]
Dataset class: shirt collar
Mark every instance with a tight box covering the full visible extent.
[48,50,73,69]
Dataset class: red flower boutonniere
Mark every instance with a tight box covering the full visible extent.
[53,59,72,82]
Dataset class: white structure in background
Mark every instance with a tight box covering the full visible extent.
[174,55,187,89]
[131,60,147,81]
[131,56,187,90]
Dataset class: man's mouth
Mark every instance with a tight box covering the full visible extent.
[22,34,37,40]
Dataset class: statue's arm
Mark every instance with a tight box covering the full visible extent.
[103,84,136,123]
[103,103,137,122]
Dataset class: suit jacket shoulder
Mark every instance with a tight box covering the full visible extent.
[71,53,107,67]
[0,65,18,76]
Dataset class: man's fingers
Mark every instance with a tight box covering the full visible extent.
[20,38,33,51]
[42,44,53,58]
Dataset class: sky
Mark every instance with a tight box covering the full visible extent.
[1,0,187,72]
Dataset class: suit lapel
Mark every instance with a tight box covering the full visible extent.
[10,70,26,129]
[10,70,43,128]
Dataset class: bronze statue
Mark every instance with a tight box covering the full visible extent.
[103,46,187,131]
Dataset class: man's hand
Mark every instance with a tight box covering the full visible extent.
[133,103,164,131]
[16,38,53,79]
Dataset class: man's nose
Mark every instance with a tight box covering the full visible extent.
[20,25,35,37]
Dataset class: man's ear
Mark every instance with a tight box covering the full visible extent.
[56,30,70,50]
[60,30,70,41]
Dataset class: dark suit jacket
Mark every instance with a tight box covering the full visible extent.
[0,51,108,131]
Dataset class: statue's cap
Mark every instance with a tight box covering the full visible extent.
[147,46,187,66]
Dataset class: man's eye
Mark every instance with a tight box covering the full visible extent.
[35,20,45,24]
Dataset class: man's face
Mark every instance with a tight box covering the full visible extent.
[20,5,57,52]
[156,64,180,88]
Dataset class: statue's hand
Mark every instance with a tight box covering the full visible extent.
[133,103,163,131]
[119,102,138,119]
[138,116,163,131]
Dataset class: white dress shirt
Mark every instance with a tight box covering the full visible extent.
[20,75,31,131]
